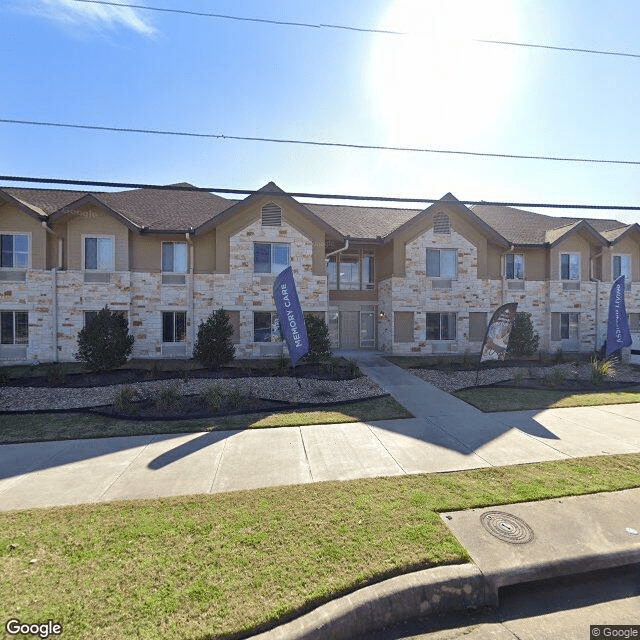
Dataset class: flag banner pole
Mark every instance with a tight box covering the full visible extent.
[272,266,309,368]
[605,275,632,359]
[476,302,519,385]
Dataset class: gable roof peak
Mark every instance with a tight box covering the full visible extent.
[256,181,285,195]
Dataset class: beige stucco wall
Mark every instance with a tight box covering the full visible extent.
[0,203,48,270]
[603,235,640,282]
[550,233,597,281]
[64,206,129,271]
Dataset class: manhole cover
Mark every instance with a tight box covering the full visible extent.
[480,511,534,544]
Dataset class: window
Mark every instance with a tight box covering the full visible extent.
[162,242,188,273]
[84,237,114,271]
[162,311,186,343]
[469,312,488,342]
[261,203,282,226]
[254,243,290,274]
[327,251,374,290]
[394,312,414,343]
[560,253,580,280]
[551,312,578,341]
[505,254,524,279]
[254,311,281,342]
[613,255,631,282]
[0,234,29,268]
[426,312,457,340]
[1,311,28,344]
[426,249,456,278]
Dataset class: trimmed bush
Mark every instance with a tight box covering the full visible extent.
[303,315,332,362]
[507,312,540,357]
[75,307,134,372]
[193,309,235,370]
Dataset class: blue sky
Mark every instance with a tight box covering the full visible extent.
[2,0,640,222]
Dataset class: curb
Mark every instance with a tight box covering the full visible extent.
[247,564,493,640]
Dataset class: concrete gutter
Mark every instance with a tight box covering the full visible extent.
[248,564,490,640]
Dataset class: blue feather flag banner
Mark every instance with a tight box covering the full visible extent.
[606,275,632,358]
[272,266,309,365]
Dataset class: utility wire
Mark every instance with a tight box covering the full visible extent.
[70,0,640,59]
[2,175,640,212]
[2,117,640,166]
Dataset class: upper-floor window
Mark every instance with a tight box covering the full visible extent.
[254,242,289,274]
[560,253,580,280]
[426,249,457,278]
[1,311,28,345]
[84,236,114,271]
[162,242,188,273]
[327,252,374,290]
[613,254,631,282]
[1,234,29,268]
[505,254,524,279]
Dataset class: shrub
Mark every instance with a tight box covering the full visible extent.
[544,367,567,387]
[227,386,246,409]
[513,370,525,386]
[199,384,224,412]
[193,309,235,370]
[45,363,67,385]
[346,359,361,378]
[75,307,134,372]
[590,356,616,385]
[113,386,138,413]
[507,312,540,357]
[156,385,180,410]
[303,315,331,362]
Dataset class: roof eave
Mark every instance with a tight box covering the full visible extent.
[49,194,144,232]
[0,189,48,221]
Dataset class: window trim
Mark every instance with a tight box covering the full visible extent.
[0,232,31,270]
[505,253,524,280]
[82,234,115,272]
[425,312,457,341]
[327,250,375,291]
[612,253,632,282]
[254,242,290,275]
[161,241,188,274]
[426,248,457,279]
[560,252,580,281]
[162,311,187,343]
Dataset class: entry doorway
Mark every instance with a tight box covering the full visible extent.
[339,309,376,349]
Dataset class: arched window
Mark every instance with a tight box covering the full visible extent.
[261,203,282,227]
[433,212,451,234]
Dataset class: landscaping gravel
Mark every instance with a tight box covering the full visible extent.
[408,362,640,393]
[0,376,385,412]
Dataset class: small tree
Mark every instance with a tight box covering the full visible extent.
[193,308,235,369]
[507,312,540,357]
[303,314,332,362]
[75,307,134,372]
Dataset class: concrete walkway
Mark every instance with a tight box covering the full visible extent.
[1,352,640,511]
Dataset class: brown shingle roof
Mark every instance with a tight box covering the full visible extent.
[304,202,420,238]
[471,204,627,245]
[2,187,87,216]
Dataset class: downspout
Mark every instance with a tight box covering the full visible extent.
[325,238,350,261]
[42,222,59,362]
[500,245,514,306]
[186,230,195,355]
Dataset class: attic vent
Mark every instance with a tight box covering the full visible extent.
[434,213,451,234]
[261,203,282,227]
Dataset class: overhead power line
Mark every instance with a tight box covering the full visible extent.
[2,117,640,167]
[70,0,640,59]
[2,175,640,212]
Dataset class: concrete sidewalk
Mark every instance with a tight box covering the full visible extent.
[1,352,640,511]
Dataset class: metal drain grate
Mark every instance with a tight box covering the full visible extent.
[480,511,534,544]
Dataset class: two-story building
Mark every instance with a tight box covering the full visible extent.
[1,181,638,363]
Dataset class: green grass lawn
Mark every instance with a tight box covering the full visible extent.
[1,453,639,639]
[0,396,412,444]
[455,387,640,412]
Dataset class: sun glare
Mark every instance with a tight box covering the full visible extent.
[369,0,523,148]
